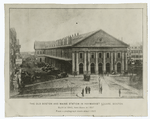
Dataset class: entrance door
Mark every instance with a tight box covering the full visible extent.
[106,63,110,73]
[40,58,42,62]
[98,63,103,74]
[91,63,95,74]
[117,63,121,73]
[79,63,83,74]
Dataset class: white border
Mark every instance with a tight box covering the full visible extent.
[1,0,149,119]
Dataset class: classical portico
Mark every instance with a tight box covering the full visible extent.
[72,49,128,75]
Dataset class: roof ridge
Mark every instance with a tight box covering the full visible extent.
[72,29,101,46]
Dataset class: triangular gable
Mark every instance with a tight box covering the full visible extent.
[73,30,129,48]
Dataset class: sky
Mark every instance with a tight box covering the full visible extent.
[10,8,143,52]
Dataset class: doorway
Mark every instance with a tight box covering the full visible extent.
[79,63,83,74]
[91,63,95,74]
[106,63,110,73]
[117,63,121,73]
[98,63,103,74]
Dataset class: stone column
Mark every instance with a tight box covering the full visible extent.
[95,52,98,74]
[103,52,106,73]
[122,52,125,72]
[125,52,128,71]
[72,52,75,74]
[88,52,91,74]
[114,52,117,72]
[111,52,113,71]
[76,52,79,75]
[84,52,87,74]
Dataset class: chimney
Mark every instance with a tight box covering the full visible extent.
[66,37,68,45]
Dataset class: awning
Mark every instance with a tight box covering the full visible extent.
[37,54,72,61]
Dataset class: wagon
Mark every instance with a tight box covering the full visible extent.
[84,74,90,81]
[34,70,51,81]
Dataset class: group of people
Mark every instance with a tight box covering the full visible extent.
[81,86,91,97]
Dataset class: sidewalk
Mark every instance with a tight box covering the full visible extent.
[104,76,141,97]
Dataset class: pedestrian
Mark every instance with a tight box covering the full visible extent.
[16,71,20,89]
[89,87,91,94]
[81,88,84,97]
[99,77,102,94]
[85,86,87,94]
[119,89,121,97]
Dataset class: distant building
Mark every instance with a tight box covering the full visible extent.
[127,45,143,61]
[34,29,129,75]
[10,28,21,74]
[9,28,21,90]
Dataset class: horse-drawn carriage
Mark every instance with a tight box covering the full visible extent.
[84,74,90,81]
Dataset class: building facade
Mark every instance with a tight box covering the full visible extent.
[10,28,21,90]
[10,28,21,74]
[127,45,143,61]
[34,29,129,75]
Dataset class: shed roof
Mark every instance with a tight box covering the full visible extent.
[34,29,128,49]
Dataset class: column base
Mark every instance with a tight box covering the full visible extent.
[76,71,79,75]
[103,70,106,74]
[72,71,75,75]
[84,71,88,75]
[121,70,125,74]
[96,71,98,75]
[87,71,91,75]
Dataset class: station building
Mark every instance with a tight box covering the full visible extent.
[34,29,129,75]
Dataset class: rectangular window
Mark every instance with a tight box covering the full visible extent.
[118,53,120,58]
[99,53,101,58]
[80,53,83,58]
[107,53,109,58]
[91,53,94,58]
